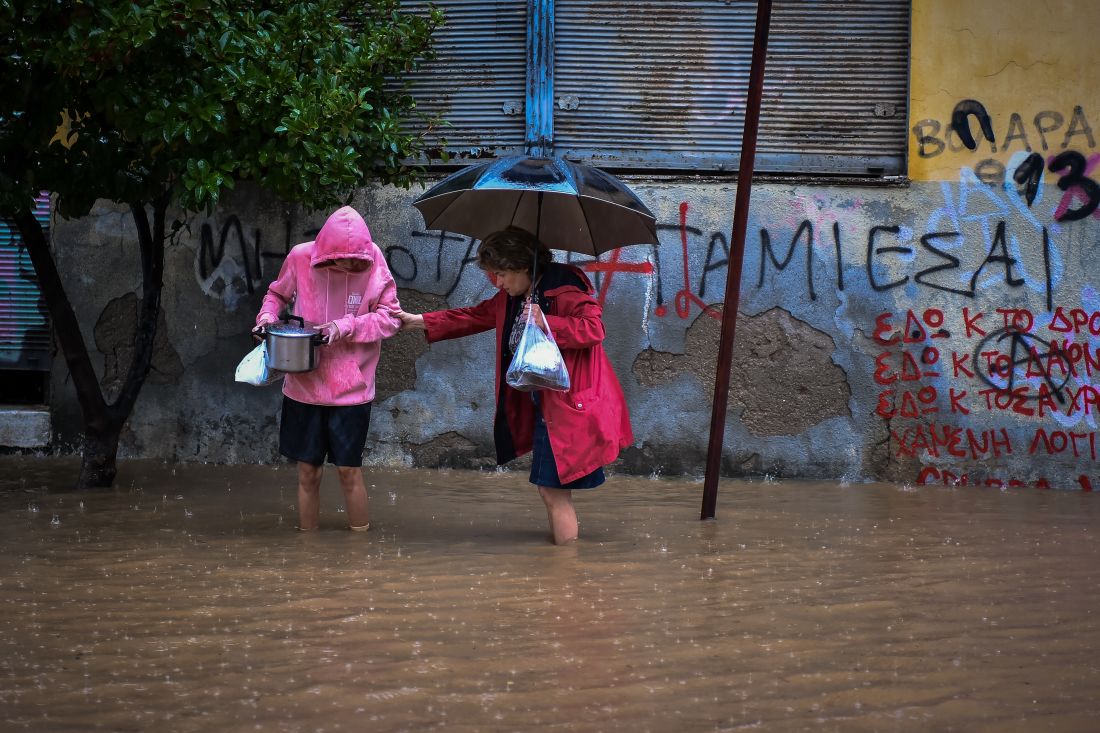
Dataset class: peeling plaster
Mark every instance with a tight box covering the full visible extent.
[94,292,184,400]
[406,431,495,471]
[634,307,850,436]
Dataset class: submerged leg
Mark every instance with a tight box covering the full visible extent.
[538,486,578,544]
[297,461,323,530]
[336,465,370,530]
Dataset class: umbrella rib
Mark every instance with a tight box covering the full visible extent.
[507,191,524,231]
[576,193,600,257]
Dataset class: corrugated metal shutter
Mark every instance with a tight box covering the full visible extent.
[0,193,51,371]
[553,0,910,175]
[401,0,528,160]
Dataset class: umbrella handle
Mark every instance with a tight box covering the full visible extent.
[536,191,543,245]
[533,190,542,285]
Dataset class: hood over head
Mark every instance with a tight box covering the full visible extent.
[310,206,376,268]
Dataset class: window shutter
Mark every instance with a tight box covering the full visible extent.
[403,0,528,159]
[0,193,51,371]
[553,0,910,175]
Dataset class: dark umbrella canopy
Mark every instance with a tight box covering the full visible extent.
[412,156,659,256]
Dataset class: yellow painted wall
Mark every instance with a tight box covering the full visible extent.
[909,1,1100,182]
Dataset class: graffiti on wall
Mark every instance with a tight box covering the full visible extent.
[896,99,1100,489]
[913,100,1100,222]
[194,215,319,310]
[872,304,1100,491]
[194,197,1060,330]
[187,98,1100,488]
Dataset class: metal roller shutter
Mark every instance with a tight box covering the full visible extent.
[402,0,528,159]
[0,193,51,371]
[553,0,910,175]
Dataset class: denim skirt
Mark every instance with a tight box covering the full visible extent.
[528,394,604,489]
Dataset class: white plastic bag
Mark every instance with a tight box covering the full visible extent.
[234,342,283,387]
[506,311,570,392]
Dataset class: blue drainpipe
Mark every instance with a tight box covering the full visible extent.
[525,0,554,157]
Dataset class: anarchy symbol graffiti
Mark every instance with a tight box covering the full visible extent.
[971,327,1072,404]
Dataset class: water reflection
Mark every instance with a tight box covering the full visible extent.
[1,456,1099,731]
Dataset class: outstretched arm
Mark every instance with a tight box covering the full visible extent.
[324,274,402,344]
[401,292,500,343]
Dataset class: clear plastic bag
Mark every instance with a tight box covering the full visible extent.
[505,310,570,392]
[234,342,283,387]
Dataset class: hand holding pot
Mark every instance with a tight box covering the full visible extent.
[253,312,278,342]
[320,321,343,345]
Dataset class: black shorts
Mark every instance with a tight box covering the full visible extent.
[279,396,372,467]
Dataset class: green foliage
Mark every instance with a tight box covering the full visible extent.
[0,1,442,217]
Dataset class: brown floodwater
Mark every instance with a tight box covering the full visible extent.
[1,455,1098,732]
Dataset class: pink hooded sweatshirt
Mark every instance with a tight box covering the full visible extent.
[255,206,400,405]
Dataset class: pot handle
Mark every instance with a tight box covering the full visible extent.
[284,313,327,343]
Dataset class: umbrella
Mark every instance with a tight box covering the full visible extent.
[411,155,659,256]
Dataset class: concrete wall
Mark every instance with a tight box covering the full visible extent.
[39,1,1100,488]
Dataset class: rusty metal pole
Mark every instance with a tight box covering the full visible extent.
[701,0,773,520]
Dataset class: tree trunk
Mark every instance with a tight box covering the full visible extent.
[77,424,122,488]
[13,207,109,428]
[13,193,169,490]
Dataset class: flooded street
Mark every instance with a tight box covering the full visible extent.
[1,456,1098,732]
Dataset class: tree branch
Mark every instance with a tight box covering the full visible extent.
[112,192,168,418]
[13,203,110,429]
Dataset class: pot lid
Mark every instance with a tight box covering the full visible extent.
[267,322,318,337]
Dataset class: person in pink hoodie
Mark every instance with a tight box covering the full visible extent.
[254,206,400,531]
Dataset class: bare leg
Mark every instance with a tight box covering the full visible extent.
[538,486,578,544]
[297,462,323,530]
[336,465,370,529]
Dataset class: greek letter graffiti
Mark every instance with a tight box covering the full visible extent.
[913,231,967,296]
[952,99,996,152]
[760,219,816,299]
[913,104,1097,159]
[866,225,907,292]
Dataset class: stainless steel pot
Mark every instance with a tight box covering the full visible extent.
[262,315,325,373]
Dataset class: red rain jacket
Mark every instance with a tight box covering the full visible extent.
[422,264,633,484]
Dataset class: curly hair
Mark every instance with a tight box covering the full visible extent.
[477,226,553,276]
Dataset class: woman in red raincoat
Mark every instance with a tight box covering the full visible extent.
[396,226,633,544]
